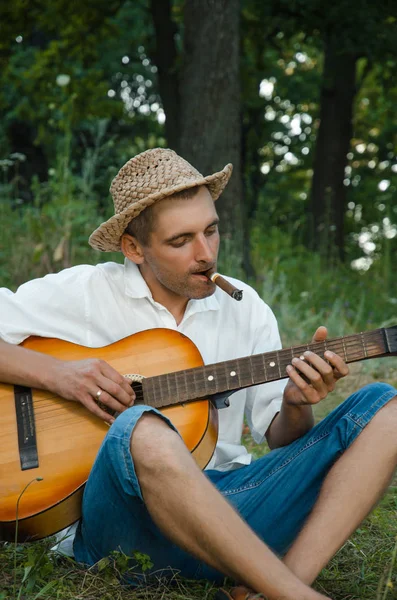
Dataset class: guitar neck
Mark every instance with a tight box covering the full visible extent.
[143,327,395,409]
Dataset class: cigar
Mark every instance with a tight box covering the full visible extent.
[204,268,243,301]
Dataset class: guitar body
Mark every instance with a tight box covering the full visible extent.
[0,329,218,542]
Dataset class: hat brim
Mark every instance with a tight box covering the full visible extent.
[89,163,233,252]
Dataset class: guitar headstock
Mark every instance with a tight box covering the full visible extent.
[385,326,397,355]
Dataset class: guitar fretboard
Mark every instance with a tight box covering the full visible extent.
[142,328,391,409]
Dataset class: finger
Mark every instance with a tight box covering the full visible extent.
[97,373,135,407]
[291,357,329,395]
[300,351,335,387]
[286,365,319,404]
[81,393,116,425]
[324,350,350,378]
[311,326,328,343]
[91,386,132,415]
[99,362,135,405]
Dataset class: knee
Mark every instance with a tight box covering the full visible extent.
[373,395,397,429]
[130,412,187,477]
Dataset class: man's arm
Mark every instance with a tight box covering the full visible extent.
[266,327,349,449]
[0,340,135,424]
[266,402,314,449]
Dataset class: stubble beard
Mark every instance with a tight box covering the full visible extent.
[161,269,216,300]
[149,262,216,300]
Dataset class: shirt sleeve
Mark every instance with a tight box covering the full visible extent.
[244,296,286,443]
[0,266,92,346]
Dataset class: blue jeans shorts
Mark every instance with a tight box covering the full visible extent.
[73,382,396,582]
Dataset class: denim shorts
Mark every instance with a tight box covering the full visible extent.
[73,382,396,583]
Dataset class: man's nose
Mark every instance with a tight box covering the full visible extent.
[194,234,214,263]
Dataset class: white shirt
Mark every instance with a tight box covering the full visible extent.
[0,259,286,470]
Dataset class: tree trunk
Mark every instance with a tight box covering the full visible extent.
[178,0,244,270]
[149,0,181,150]
[310,39,357,262]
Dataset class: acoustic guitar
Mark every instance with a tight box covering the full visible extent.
[1,326,396,542]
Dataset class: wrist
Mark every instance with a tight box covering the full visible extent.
[280,396,315,430]
[39,357,64,393]
[282,393,310,411]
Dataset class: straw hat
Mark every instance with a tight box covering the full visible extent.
[89,148,233,252]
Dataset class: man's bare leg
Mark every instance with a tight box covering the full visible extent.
[131,413,328,600]
[283,398,397,585]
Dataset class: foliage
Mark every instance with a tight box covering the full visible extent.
[1,1,396,271]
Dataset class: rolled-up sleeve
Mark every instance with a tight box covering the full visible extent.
[244,302,286,443]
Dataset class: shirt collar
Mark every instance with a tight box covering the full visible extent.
[124,258,153,299]
[123,258,220,314]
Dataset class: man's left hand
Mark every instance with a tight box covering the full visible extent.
[283,326,349,406]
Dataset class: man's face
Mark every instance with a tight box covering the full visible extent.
[139,186,220,301]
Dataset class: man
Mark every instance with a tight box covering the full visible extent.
[0,148,396,600]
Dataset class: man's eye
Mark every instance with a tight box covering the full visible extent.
[206,227,217,236]
[171,239,187,248]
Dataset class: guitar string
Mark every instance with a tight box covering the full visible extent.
[28,331,387,401]
[149,341,385,388]
[158,333,386,380]
[153,336,385,385]
[27,332,389,411]
[30,346,386,412]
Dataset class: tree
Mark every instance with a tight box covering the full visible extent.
[150,0,245,267]
[309,40,357,261]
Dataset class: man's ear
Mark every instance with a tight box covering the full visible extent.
[121,233,145,264]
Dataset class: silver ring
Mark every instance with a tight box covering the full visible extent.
[95,389,102,400]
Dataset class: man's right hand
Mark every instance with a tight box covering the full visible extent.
[49,359,135,424]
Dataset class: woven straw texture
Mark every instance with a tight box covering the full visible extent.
[89,148,233,252]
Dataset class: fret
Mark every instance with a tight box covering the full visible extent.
[141,378,151,406]
[248,356,255,386]
[224,359,241,388]
[261,352,269,383]
[264,353,279,381]
[361,333,368,358]
[168,371,178,405]
[160,372,171,407]
[183,371,192,400]
[213,361,228,393]
[276,350,282,379]
[203,365,217,396]
[223,360,230,391]
[154,374,166,408]
[191,367,202,400]
[173,369,187,403]
[341,337,348,362]
[158,373,169,407]
[249,353,265,385]
[201,365,208,397]
[236,356,253,388]
[181,370,193,402]
[235,361,242,387]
